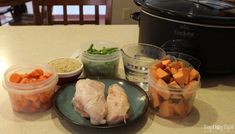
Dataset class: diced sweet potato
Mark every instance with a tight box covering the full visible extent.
[161,59,171,66]
[156,68,169,79]
[159,101,174,117]
[189,68,199,81]
[155,77,170,100]
[164,66,171,74]
[173,101,186,117]
[170,67,178,75]
[173,71,184,86]
[149,86,161,108]
[169,61,185,70]
[157,90,170,100]
[170,94,182,100]
[154,62,164,69]
[169,81,181,89]
[183,80,199,99]
[150,69,161,81]
[173,67,191,86]
[156,78,169,90]
[149,58,200,118]
[185,101,193,114]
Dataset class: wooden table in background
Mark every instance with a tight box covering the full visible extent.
[0,0,31,7]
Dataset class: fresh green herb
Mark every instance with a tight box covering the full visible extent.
[86,44,118,55]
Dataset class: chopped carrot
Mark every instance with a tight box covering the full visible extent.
[9,73,22,83]
[20,78,29,83]
[44,72,52,78]
[39,92,51,103]
[35,68,44,76]
[27,94,39,102]
[8,68,54,112]
[29,70,41,78]
[9,68,53,84]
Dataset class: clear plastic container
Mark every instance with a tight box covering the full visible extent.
[80,40,120,77]
[167,52,201,70]
[3,64,58,113]
[121,43,166,90]
[148,56,200,118]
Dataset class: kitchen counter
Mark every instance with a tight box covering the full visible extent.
[0,25,234,134]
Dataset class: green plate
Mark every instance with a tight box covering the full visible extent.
[53,77,149,128]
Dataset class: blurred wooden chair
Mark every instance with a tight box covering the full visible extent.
[0,6,13,25]
[33,0,113,25]
[0,0,34,26]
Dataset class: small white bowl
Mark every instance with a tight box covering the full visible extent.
[48,58,83,85]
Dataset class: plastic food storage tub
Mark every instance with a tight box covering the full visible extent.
[3,64,58,113]
[121,43,166,90]
[81,40,120,77]
[148,56,201,118]
[48,58,83,85]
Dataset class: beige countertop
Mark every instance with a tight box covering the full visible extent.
[0,25,234,134]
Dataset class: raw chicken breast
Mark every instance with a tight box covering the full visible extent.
[106,84,130,125]
[72,79,107,125]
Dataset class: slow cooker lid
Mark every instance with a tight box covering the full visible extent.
[140,0,235,25]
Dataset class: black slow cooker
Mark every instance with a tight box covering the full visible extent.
[133,0,235,74]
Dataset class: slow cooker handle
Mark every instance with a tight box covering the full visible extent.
[134,0,144,6]
[130,12,140,21]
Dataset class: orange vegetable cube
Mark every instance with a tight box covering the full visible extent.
[149,86,161,108]
[173,101,186,117]
[189,68,199,81]
[169,81,181,89]
[156,68,169,79]
[159,101,174,117]
[9,73,22,83]
[161,59,171,66]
